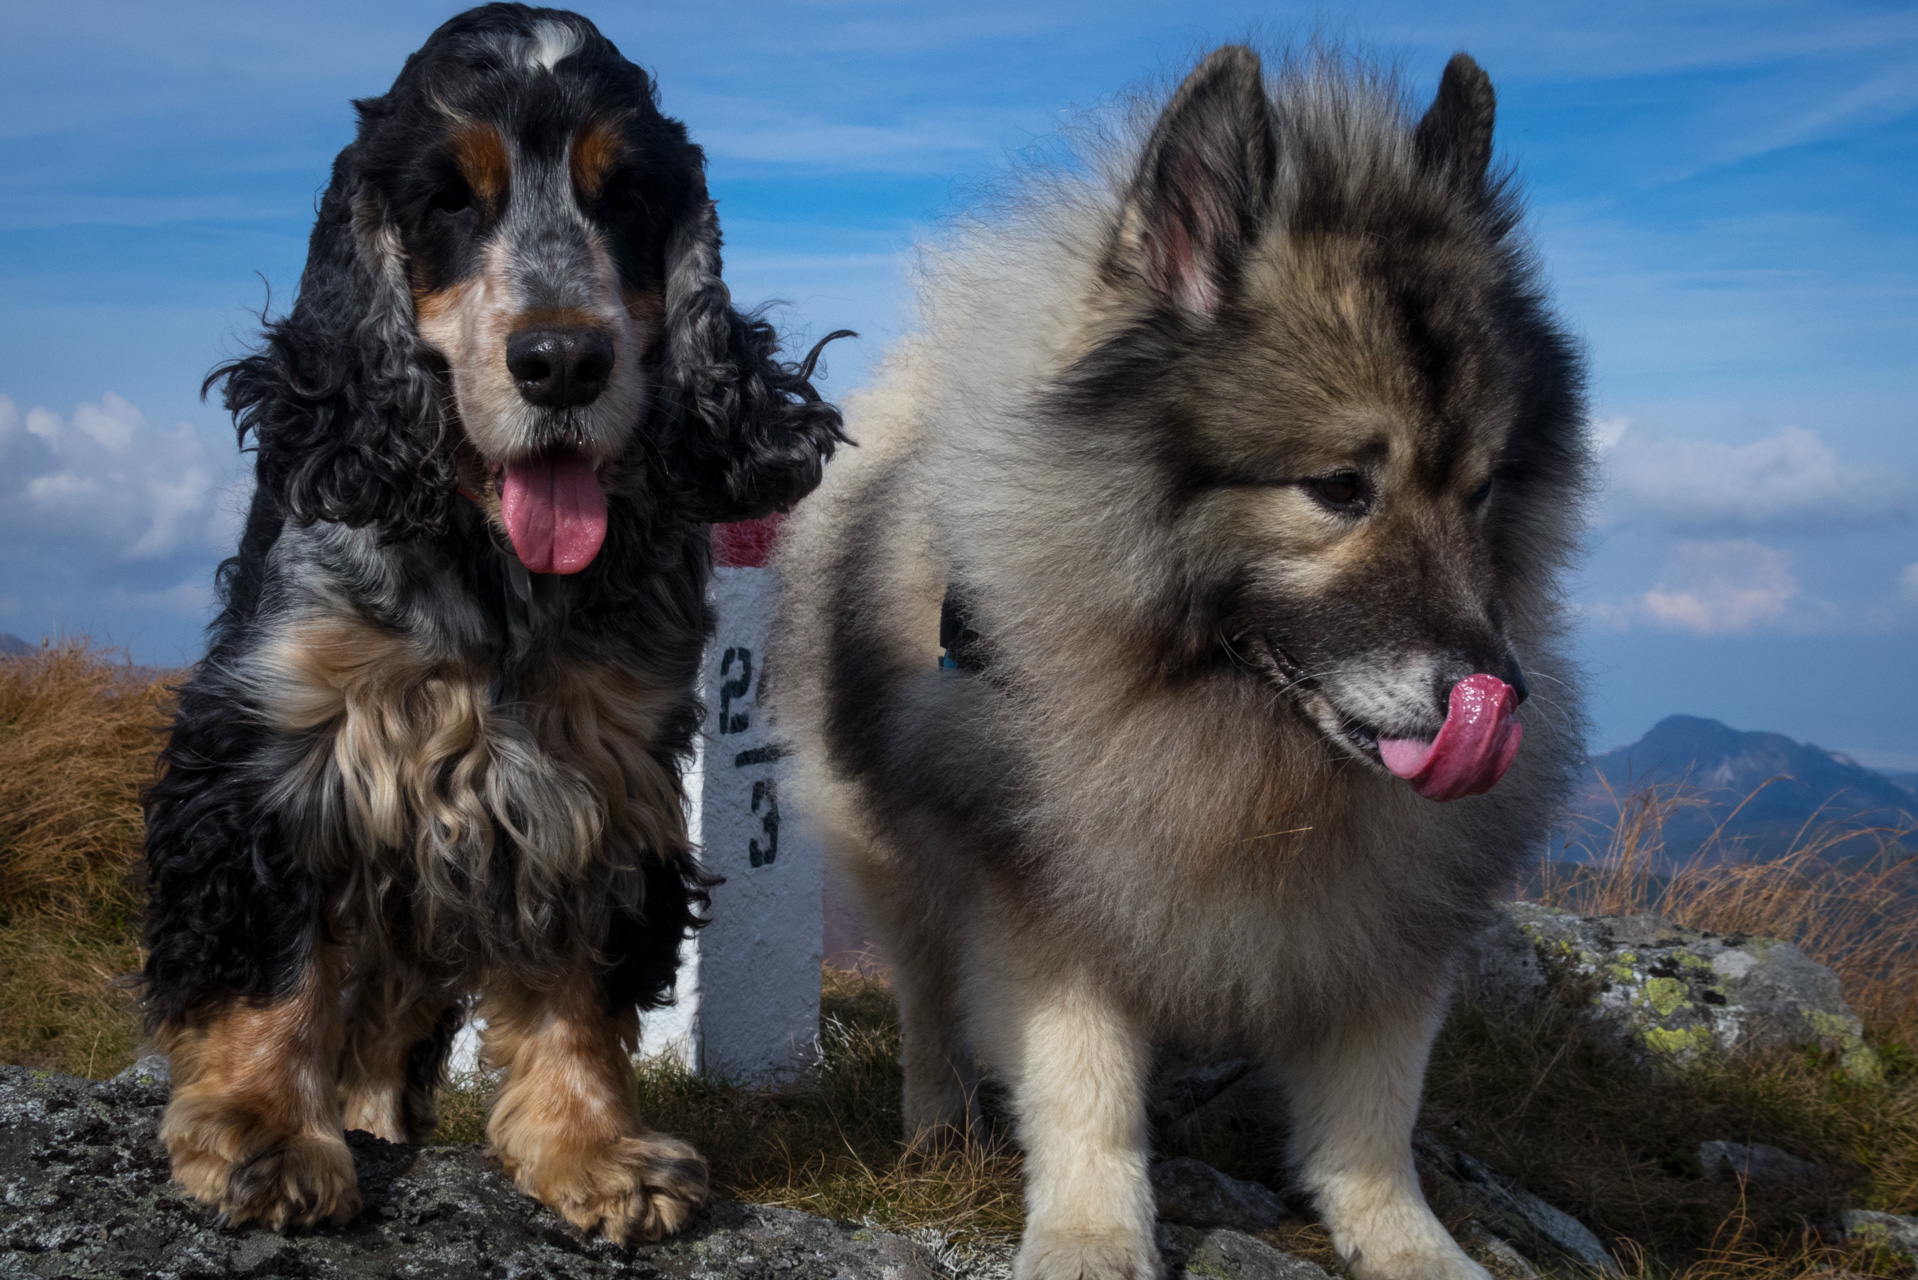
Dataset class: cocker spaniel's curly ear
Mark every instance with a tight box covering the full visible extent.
[658,194,851,524]
[206,146,454,544]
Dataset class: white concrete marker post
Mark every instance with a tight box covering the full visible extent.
[450,516,823,1084]
[641,515,823,1083]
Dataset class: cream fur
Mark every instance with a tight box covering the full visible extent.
[773,47,1588,1280]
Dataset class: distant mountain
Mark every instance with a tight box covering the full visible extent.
[0,632,32,657]
[1880,770,1918,796]
[1569,715,1914,868]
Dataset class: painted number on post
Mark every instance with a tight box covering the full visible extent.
[719,647,753,734]
[722,643,780,870]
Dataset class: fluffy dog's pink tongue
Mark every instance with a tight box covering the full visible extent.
[498,447,606,575]
[1377,674,1523,802]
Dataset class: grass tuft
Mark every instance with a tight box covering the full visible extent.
[0,640,172,1073]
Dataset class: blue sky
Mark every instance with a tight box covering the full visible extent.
[1,0,1913,765]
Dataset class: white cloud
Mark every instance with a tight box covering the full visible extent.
[0,392,245,565]
[1637,539,1810,636]
[1592,418,1915,533]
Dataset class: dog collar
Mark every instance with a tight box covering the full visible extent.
[939,588,986,672]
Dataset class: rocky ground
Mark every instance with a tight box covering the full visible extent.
[0,1063,1336,1280]
[6,905,1915,1279]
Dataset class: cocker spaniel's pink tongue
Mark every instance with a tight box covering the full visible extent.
[498,447,606,575]
[1377,673,1523,802]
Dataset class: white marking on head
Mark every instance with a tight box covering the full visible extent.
[526,20,583,71]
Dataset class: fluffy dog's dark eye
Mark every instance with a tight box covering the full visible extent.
[1307,472,1365,511]
[428,182,472,216]
[1468,478,1493,509]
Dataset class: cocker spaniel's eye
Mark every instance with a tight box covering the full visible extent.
[1306,472,1367,512]
[1468,478,1493,509]
[603,181,654,221]
[428,182,473,216]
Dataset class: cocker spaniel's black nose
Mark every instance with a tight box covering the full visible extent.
[506,325,615,408]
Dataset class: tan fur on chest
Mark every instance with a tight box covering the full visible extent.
[519,657,687,863]
[255,615,686,947]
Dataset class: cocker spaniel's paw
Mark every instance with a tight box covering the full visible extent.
[502,1132,710,1245]
[162,1095,360,1231]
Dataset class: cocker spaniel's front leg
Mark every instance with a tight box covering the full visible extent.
[155,943,358,1230]
[479,969,709,1243]
[339,969,463,1145]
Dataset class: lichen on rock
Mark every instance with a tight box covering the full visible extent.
[1469,902,1879,1083]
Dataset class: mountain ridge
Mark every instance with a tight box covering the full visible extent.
[1572,714,1913,867]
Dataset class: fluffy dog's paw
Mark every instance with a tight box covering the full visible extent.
[508,1133,710,1244]
[1014,1229,1161,1280]
[164,1101,360,1232]
[1344,1239,1492,1280]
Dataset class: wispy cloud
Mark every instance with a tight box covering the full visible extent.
[1626,537,1833,637]
[1639,540,1804,635]
[1590,538,1847,636]
[1593,418,1915,534]
[695,114,1004,172]
[0,392,247,567]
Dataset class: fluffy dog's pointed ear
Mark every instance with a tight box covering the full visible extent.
[207,148,453,543]
[659,191,850,523]
[1416,54,1496,184]
[1112,45,1276,319]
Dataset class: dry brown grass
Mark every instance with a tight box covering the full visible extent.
[0,640,173,1073]
[0,639,171,923]
[1608,1197,1900,1280]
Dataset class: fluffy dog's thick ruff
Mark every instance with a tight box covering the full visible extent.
[141,3,844,1241]
[773,48,1588,1280]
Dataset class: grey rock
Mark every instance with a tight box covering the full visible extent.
[1155,1224,1334,1280]
[1152,1058,1278,1152]
[113,1051,170,1086]
[1155,1060,1254,1121]
[1696,1140,1821,1183]
[1152,1158,1287,1231]
[1413,1130,1617,1274]
[0,1064,953,1279]
[1843,1209,1918,1263]
[1468,902,1879,1082]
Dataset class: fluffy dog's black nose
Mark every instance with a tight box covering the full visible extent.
[1500,660,1530,706]
[1435,654,1529,718]
[506,326,615,408]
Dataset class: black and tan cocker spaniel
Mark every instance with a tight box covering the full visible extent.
[140,4,846,1242]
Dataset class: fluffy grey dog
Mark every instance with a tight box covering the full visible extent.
[771,45,1589,1280]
